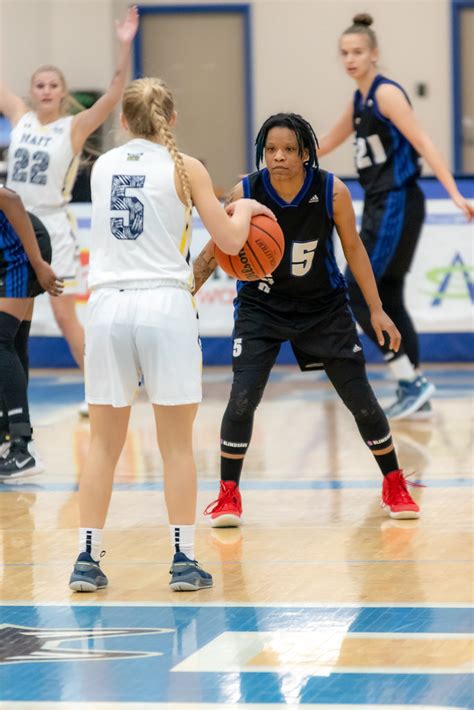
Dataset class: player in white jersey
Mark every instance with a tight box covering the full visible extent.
[0,5,139,419]
[68,77,275,592]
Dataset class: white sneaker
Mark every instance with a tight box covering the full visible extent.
[78,401,89,418]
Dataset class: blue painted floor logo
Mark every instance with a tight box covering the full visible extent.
[0,605,472,707]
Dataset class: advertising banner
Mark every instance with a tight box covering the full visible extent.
[31,200,473,341]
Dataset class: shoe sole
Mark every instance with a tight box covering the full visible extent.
[170,580,213,592]
[0,465,44,482]
[211,513,241,528]
[69,579,107,592]
[387,383,436,421]
[389,510,420,520]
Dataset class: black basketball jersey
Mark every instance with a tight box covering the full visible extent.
[353,74,421,194]
[238,167,346,304]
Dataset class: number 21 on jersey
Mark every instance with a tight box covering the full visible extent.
[355,134,387,170]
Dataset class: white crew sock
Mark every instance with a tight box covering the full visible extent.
[169,524,195,560]
[385,354,418,382]
[79,527,103,562]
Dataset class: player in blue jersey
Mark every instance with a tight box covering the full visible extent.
[318,13,473,421]
[0,187,62,480]
[194,113,423,526]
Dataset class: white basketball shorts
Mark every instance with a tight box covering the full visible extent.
[85,287,202,407]
[38,210,81,294]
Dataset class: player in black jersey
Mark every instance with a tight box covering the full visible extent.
[0,187,62,481]
[318,13,473,422]
[194,112,423,525]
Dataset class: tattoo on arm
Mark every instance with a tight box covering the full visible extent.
[192,248,218,294]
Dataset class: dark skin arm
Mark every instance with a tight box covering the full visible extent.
[332,177,401,351]
[0,188,63,296]
[192,182,244,294]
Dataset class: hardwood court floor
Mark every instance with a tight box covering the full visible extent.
[0,365,472,709]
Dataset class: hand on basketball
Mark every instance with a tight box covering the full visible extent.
[452,193,474,221]
[370,308,401,352]
[225,199,277,222]
[35,261,64,297]
[116,5,139,45]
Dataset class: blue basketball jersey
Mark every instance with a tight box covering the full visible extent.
[238,167,346,305]
[353,74,421,194]
[0,210,29,264]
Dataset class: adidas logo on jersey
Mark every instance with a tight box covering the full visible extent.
[308,194,319,204]
[353,344,362,353]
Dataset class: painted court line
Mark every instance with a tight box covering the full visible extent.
[0,703,467,709]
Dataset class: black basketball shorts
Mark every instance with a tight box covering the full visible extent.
[353,183,425,281]
[231,295,366,372]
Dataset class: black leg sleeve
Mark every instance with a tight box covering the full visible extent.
[0,312,31,439]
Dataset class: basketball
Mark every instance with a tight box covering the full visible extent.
[214,214,285,281]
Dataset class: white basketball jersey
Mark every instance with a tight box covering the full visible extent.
[88,138,193,291]
[6,112,79,215]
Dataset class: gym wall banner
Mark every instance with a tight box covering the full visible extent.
[30,198,473,364]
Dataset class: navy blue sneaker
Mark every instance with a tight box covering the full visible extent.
[69,552,108,592]
[169,552,213,591]
[384,377,435,421]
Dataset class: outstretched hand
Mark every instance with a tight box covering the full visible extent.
[115,5,139,45]
[370,308,401,352]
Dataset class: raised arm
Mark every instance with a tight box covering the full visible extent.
[192,182,244,294]
[317,101,354,157]
[70,5,139,154]
[376,84,473,220]
[0,82,28,126]
[332,177,400,351]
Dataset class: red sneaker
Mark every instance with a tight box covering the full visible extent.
[381,470,421,519]
[204,481,242,528]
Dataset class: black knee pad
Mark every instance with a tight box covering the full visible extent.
[15,320,31,380]
[220,370,268,455]
[0,312,21,348]
[339,377,392,452]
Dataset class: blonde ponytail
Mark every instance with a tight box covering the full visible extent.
[122,78,193,211]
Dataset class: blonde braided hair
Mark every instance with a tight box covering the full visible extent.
[122,78,193,210]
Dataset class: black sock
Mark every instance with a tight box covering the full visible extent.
[374,448,400,476]
[220,457,245,485]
